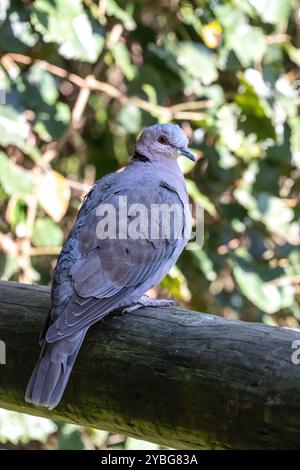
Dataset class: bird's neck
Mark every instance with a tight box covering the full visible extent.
[132,151,151,163]
[128,152,186,194]
[130,152,183,178]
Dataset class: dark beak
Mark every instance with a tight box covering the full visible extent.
[179,147,196,161]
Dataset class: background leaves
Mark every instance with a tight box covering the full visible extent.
[0,0,299,450]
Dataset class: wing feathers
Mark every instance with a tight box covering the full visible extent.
[48,169,189,342]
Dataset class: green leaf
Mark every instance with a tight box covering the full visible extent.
[176,42,218,85]
[0,101,40,159]
[26,64,59,105]
[31,0,104,62]
[9,11,37,47]
[125,437,160,450]
[215,143,237,169]
[215,5,267,67]
[0,105,29,147]
[11,65,70,142]
[248,0,293,27]
[235,187,299,243]
[118,104,141,134]
[255,193,299,242]
[160,266,191,302]
[186,179,217,217]
[6,197,27,231]
[0,0,9,21]
[0,254,19,281]
[0,409,56,444]
[178,154,196,174]
[32,218,64,247]
[290,116,300,169]
[233,26,267,67]
[0,152,34,196]
[216,104,245,152]
[233,256,294,314]
[257,193,294,227]
[111,43,136,81]
[0,6,38,52]
[192,250,217,282]
[142,84,158,106]
[34,102,70,141]
[284,43,300,66]
[57,424,84,450]
[235,72,276,140]
[106,0,136,31]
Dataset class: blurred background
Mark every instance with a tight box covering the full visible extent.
[0,0,299,450]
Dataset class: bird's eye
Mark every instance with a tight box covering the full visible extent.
[158,135,169,145]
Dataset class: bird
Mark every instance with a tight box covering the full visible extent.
[25,123,195,409]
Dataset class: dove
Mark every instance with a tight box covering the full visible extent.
[25,123,195,409]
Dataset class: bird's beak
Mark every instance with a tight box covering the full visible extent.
[178,147,196,162]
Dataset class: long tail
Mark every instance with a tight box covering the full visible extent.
[25,330,86,410]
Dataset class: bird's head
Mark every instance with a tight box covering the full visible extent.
[134,123,195,163]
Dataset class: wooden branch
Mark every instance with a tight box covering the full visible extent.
[1,280,300,449]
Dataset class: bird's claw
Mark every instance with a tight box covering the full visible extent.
[122,296,176,314]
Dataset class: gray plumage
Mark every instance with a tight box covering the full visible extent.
[25,123,194,409]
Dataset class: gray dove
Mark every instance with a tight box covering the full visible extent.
[25,123,195,409]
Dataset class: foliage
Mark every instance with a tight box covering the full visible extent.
[0,0,299,449]
[0,409,166,450]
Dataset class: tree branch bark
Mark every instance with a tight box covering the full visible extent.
[0,280,300,449]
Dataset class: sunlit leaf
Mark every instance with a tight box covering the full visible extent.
[111,43,136,81]
[186,179,217,217]
[0,6,38,52]
[248,0,293,26]
[201,21,222,49]
[0,254,19,281]
[32,218,64,247]
[235,72,276,141]
[125,437,160,450]
[192,250,217,282]
[160,265,191,302]
[142,84,158,106]
[32,0,104,62]
[176,42,218,85]
[34,102,71,142]
[290,116,300,169]
[118,104,141,134]
[178,155,196,174]
[5,196,27,231]
[235,187,299,243]
[233,255,295,313]
[26,64,59,105]
[0,105,29,148]
[106,0,136,31]
[0,152,34,196]
[0,409,56,444]
[37,171,71,222]
[215,5,267,67]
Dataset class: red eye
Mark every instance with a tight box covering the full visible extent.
[158,135,169,145]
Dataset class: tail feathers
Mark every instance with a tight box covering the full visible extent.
[25,331,86,410]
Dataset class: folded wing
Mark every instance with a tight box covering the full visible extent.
[46,176,188,342]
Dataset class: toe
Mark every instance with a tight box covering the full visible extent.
[122,304,142,314]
